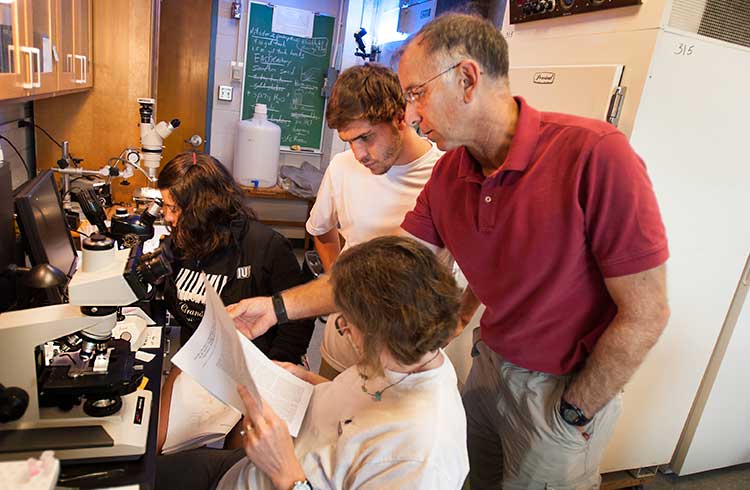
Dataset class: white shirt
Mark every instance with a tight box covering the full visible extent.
[217,352,469,490]
[306,142,444,251]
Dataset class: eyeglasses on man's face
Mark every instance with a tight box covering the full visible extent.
[403,62,461,104]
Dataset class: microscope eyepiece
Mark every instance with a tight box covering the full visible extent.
[137,97,156,123]
[83,233,115,251]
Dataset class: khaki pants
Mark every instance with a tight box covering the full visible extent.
[463,330,622,490]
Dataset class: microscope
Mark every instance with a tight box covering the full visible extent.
[134,98,180,203]
[75,186,162,251]
[0,234,169,462]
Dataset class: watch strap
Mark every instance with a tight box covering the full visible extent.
[272,293,289,324]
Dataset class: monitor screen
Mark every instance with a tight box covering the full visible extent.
[14,170,78,277]
[0,161,14,311]
[0,161,12,273]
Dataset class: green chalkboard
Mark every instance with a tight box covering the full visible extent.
[242,3,334,150]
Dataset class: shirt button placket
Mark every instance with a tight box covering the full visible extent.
[479,190,494,230]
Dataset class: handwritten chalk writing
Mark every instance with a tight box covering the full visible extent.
[243,4,334,148]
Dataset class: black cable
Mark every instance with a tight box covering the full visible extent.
[0,135,32,179]
[21,120,63,149]
[109,157,129,168]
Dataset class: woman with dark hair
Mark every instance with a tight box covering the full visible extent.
[156,236,469,490]
[155,151,314,451]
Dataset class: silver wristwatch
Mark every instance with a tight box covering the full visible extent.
[291,480,312,490]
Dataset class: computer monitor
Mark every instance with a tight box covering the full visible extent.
[14,170,78,278]
[0,161,14,311]
[0,161,12,273]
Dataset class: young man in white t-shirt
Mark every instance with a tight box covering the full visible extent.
[307,64,444,377]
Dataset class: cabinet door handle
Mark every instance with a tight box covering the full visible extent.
[74,54,86,83]
[19,46,39,89]
[32,49,41,87]
[82,55,88,84]
[742,254,750,286]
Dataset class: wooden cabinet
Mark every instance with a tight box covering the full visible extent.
[0,0,28,99]
[0,0,92,101]
[58,0,91,90]
[72,0,91,88]
[26,0,57,95]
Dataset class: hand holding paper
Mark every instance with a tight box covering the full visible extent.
[236,385,307,490]
[170,275,313,436]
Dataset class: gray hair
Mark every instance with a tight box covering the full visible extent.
[410,13,509,79]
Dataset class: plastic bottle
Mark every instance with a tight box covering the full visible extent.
[233,104,281,188]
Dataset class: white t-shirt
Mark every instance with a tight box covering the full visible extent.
[306,142,443,251]
[216,351,469,490]
[306,143,444,371]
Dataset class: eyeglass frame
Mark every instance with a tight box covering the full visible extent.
[403,61,462,104]
[334,314,350,337]
[162,202,180,214]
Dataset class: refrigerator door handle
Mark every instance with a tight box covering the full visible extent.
[742,253,750,286]
[607,86,627,126]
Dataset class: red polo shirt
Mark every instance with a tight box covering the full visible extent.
[402,97,668,374]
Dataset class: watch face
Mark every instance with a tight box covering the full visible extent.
[562,407,580,425]
[292,482,312,490]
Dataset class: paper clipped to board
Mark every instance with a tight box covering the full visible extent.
[171,275,313,436]
[272,5,314,38]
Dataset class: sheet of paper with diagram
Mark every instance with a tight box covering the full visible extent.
[169,275,313,447]
[161,373,242,454]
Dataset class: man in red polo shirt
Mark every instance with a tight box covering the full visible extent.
[395,13,670,490]
[227,12,670,489]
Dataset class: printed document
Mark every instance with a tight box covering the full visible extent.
[171,277,313,436]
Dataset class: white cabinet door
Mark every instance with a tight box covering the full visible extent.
[672,254,750,475]
[508,64,624,123]
[622,29,750,474]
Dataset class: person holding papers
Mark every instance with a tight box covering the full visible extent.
[155,151,314,452]
[156,236,469,490]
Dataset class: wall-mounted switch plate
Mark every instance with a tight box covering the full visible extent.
[231,61,244,81]
[218,85,233,101]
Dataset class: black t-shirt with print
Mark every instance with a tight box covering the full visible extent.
[161,217,314,364]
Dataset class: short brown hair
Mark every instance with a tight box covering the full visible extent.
[412,13,509,79]
[325,63,406,130]
[331,236,460,370]
[157,151,255,261]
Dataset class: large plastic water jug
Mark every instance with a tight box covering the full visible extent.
[233,104,281,188]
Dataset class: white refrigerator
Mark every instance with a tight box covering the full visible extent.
[503,0,750,474]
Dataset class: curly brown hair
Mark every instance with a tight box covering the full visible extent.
[157,151,255,261]
[325,63,406,130]
[331,236,460,371]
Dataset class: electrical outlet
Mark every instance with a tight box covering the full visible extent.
[218,85,233,102]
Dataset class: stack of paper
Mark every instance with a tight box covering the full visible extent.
[168,275,313,446]
[161,373,242,454]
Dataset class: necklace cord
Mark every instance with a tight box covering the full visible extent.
[359,351,441,401]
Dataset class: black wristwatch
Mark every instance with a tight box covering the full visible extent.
[290,480,312,490]
[559,399,591,427]
[271,293,289,324]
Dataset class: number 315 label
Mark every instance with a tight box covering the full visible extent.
[674,43,695,56]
